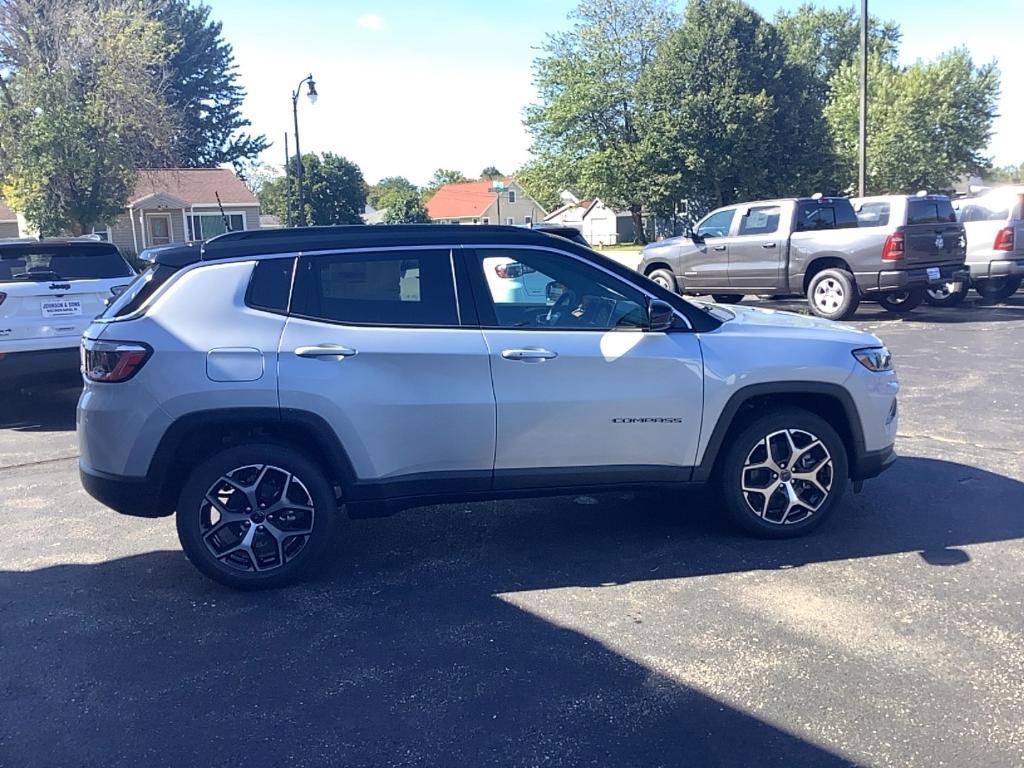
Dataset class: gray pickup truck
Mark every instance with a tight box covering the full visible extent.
[640,195,969,320]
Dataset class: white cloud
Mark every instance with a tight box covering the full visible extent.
[356,14,384,31]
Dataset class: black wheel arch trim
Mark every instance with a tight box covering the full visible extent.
[691,382,872,482]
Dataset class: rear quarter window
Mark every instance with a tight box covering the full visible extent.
[0,244,133,283]
[907,199,957,225]
[246,258,295,313]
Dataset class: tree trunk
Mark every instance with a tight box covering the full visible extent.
[631,206,648,245]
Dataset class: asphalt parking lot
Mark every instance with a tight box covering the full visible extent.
[1,294,1022,768]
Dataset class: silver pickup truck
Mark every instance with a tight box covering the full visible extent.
[640,196,969,320]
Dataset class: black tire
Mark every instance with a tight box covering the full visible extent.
[647,268,678,293]
[807,268,860,320]
[877,287,924,313]
[717,408,848,538]
[175,443,337,590]
[924,281,969,307]
[711,294,744,304]
[974,276,1022,303]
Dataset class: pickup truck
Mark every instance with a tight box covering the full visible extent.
[639,196,969,320]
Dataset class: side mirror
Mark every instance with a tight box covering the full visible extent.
[648,299,675,332]
[687,225,703,243]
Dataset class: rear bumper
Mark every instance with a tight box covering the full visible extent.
[968,259,1024,280]
[850,444,897,481]
[0,347,80,386]
[858,265,970,294]
[80,462,170,518]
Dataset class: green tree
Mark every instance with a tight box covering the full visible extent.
[515,158,569,212]
[382,189,430,223]
[479,166,503,180]
[368,176,418,209]
[640,0,833,208]
[0,0,175,235]
[259,153,367,226]
[526,0,676,242]
[148,0,268,170]
[824,50,1000,193]
[422,168,468,200]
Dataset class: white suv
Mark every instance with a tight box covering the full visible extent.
[1,238,135,385]
[78,226,899,589]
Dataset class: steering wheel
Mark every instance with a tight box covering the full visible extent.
[545,288,579,326]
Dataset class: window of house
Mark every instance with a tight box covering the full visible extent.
[187,213,244,241]
[507,190,516,204]
[525,216,533,226]
[291,250,458,326]
[481,217,490,225]
[507,217,515,225]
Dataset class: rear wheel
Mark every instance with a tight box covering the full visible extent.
[878,287,924,313]
[924,281,969,307]
[646,268,678,293]
[175,443,337,589]
[711,294,744,304]
[807,268,859,320]
[975,276,1022,303]
[718,408,848,538]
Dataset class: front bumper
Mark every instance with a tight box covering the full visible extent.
[850,444,896,481]
[858,264,971,294]
[80,462,171,518]
[0,347,81,386]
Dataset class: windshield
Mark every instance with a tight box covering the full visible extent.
[0,245,133,282]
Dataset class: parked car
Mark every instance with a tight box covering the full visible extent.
[0,238,136,386]
[639,196,969,320]
[851,193,969,310]
[78,225,898,589]
[924,187,1024,306]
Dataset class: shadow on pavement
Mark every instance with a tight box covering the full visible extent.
[2,455,1022,766]
[0,383,80,432]
[751,294,1024,324]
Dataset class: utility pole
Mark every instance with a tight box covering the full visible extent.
[858,0,868,197]
[284,133,292,228]
[291,74,318,227]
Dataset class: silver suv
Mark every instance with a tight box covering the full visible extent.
[78,226,899,589]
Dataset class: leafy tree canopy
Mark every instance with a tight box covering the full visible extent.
[259,153,367,226]
[382,189,430,223]
[368,176,418,210]
[479,166,504,180]
[422,168,468,200]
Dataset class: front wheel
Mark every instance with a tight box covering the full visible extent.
[175,443,337,589]
[807,268,860,320]
[711,294,744,304]
[878,287,924,313]
[975,276,1022,303]
[718,408,848,538]
[924,281,968,307]
[646,268,678,293]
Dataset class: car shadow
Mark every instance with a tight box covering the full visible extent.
[1,455,1021,766]
[750,294,1024,324]
[0,383,80,432]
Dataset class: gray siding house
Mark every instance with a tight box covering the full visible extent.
[425,179,546,226]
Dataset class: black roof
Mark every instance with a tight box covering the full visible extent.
[0,238,120,254]
[147,225,585,267]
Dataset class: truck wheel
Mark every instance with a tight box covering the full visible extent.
[718,407,848,538]
[807,269,859,320]
[924,281,968,307]
[975,276,1022,303]
[175,443,337,590]
[647,268,678,293]
[878,288,924,313]
[711,294,744,304]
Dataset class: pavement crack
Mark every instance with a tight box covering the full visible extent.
[0,454,80,472]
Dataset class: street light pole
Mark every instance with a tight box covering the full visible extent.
[291,74,318,227]
[858,0,868,197]
[284,132,292,228]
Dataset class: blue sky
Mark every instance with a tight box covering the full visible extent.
[208,0,1022,185]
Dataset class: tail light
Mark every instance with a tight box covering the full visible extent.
[881,232,905,261]
[82,340,152,382]
[494,262,535,279]
[993,226,1014,252]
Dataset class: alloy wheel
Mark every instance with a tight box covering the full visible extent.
[651,274,672,289]
[740,429,833,525]
[199,464,316,572]
[814,278,845,313]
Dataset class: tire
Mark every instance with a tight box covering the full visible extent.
[807,268,860,320]
[711,294,744,304]
[877,287,924,313]
[175,443,337,590]
[717,408,848,538]
[647,268,678,293]
[974,276,1022,303]
[924,281,968,307]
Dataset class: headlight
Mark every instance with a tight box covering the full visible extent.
[852,346,892,372]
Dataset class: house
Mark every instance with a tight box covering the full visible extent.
[5,168,261,254]
[425,178,546,226]
[543,190,638,246]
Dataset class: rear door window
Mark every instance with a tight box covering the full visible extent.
[291,250,458,326]
[907,198,957,225]
[0,244,133,283]
[738,206,781,236]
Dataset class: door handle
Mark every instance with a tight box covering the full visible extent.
[762,242,777,249]
[712,245,727,251]
[295,344,357,358]
[501,348,557,362]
